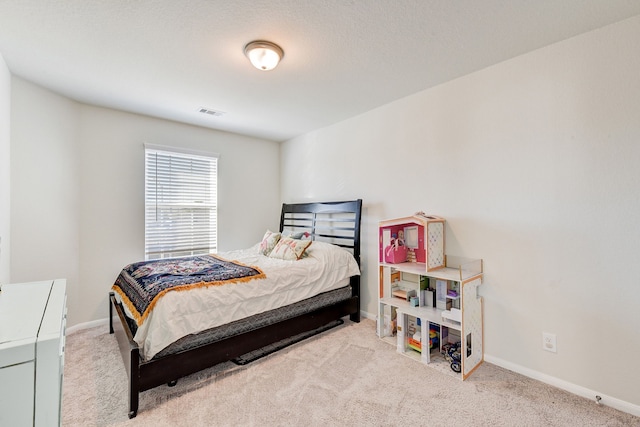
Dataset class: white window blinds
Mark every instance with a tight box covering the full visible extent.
[144,146,218,260]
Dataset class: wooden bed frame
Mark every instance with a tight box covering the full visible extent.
[109,199,362,418]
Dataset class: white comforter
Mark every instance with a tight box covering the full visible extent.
[114,241,360,361]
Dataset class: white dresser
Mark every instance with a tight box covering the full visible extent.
[0,279,67,427]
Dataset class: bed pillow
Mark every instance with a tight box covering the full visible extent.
[282,230,311,240]
[258,230,281,256]
[302,241,361,277]
[268,237,312,260]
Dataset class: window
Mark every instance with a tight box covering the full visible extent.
[144,145,218,260]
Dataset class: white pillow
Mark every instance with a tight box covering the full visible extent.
[303,241,361,278]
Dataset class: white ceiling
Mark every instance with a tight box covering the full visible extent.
[1,1,639,142]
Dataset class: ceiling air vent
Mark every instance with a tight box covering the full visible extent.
[198,107,226,117]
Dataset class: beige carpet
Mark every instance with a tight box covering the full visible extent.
[62,319,639,426]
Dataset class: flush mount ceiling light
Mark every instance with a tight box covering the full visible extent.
[244,40,284,71]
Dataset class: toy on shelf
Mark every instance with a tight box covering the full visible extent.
[407,321,440,354]
[408,331,422,352]
[442,341,462,373]
[392,286,416,301]
[384,232,407,264]
[429,323,439,350]
[383,312,398,337]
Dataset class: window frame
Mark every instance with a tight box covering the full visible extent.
[144,144,219,260]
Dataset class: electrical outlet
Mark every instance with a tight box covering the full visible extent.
[543,332,557,353]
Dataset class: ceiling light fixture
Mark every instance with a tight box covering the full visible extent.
[244,40,284,71]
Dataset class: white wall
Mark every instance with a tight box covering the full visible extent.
[0,53,10,284]
[281,16,640,410]
[75,106,280,324]
[10,78,80,315]
[10,79,281,326]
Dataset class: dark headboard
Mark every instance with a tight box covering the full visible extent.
[279,200,362,267]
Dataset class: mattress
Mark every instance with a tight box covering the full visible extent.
[114,240,360,361]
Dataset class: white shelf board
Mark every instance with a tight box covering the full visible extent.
[380,297,462,331]
[380,262,427,275]
[381,263,467,281]
[380,261,482,282]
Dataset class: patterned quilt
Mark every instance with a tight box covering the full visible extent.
[112,254,266,325]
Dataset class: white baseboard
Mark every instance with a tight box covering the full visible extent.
[66,317,109,335]
[484,354,640,418]
[360,310,376,321]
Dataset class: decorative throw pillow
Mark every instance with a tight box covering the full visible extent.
[268,237,312,260]
[283,230,311,240]
[258,230,281,256]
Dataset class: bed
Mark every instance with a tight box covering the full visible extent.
[108,199,362,418]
